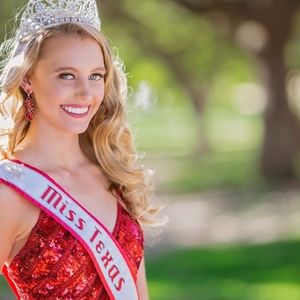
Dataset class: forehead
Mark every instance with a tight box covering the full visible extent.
[37,35,105,69]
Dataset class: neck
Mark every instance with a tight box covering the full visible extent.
[12,119,91,171]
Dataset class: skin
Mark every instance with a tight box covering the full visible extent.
[0,35,149,299]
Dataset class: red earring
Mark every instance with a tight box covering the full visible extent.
[24,91,34,121]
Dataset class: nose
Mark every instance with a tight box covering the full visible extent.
[75,78,93,101]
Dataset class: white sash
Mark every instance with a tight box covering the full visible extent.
[0,159,139,300]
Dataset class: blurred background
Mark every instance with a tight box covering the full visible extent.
[1,0,300,299]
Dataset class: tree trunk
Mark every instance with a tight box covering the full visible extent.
[173,0,300,180]
[259,46,300,180]
[187,88,211,154]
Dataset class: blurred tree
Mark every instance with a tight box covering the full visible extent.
[0,0,24,40]
[173,0,300,180]
[100,0,222,153]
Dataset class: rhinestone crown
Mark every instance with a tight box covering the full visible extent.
[18,0,101,41]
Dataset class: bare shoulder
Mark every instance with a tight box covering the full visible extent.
[0,183,31,270]
[0,180,40,244]
[0,183,36,238]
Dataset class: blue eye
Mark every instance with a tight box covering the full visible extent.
[59,73,74,80]
[89,73,104,81]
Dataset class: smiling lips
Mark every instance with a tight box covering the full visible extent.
[61,105,90,118]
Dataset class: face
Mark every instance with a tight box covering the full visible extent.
[23,34,106,134]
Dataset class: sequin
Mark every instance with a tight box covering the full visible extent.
[5,202,144,299]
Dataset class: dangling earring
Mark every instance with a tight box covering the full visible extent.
[24,91,34,121]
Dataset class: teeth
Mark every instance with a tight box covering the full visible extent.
[62,106,89,114]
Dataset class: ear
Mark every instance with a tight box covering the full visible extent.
[20,74,33,93]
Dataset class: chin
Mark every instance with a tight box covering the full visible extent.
[63,123,90,135]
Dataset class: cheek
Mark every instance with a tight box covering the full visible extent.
[94,95,104,111]
[95,83,105,102]
[33,79,61,100]
[50,86,70,101]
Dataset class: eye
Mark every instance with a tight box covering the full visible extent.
[59,73,75,80]
[89,73,104,81]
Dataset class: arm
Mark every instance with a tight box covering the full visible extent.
[0,185,24,272]
[136,256,149,300]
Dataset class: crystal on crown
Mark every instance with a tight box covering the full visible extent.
[18,0,101,41]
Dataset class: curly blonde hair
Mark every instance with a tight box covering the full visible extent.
[0,22,160,225]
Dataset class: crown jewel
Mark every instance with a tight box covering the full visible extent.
[18,0,101,41]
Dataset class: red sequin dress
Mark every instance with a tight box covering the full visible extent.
[2,202,144,299]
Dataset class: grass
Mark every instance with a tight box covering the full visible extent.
[130,104,199,154]
[142,147,282,196]
[131,103,263,155]
[156,150,264,194]
[146,239,300,300]
[0,276,13,299]
[129,103,268,194]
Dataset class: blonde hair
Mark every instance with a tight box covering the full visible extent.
[0,23,161,225]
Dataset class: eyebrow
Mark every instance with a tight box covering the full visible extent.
[54,66,106,73]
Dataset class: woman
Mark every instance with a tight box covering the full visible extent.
[0,0,158,299]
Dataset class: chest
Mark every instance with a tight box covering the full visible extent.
[45,168,119,232]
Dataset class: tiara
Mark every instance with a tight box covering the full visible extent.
[18,0,101,41]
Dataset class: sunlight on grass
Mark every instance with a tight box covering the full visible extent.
[130,104,198,154]
[247,283,300,300]
[131,101,262,155]
[129,102,266,193]
[146,240,300,300]
[157,150,269,194]
[206,112,262,152]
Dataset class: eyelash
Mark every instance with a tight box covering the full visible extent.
[59,73,105,80]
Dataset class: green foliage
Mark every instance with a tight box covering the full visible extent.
[208,58,258,111]
[128,103,198,154]
[0,276,13,298]
[147,239,300,300]
[286,12,300,69]
[101,0,245,103]
[162,151,261,194]
[129,99,263,193]
[100,0,265,184]
[0,0,26,40]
